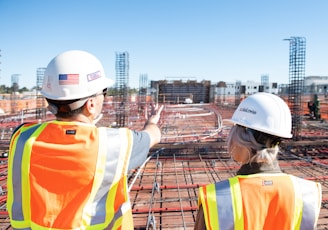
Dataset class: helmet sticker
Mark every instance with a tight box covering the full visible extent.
[87,71,101,82]
[239,107,256,115]
[59,74,79,85]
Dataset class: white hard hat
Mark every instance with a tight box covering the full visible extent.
[224,92,292,138]
[41,50,114,100]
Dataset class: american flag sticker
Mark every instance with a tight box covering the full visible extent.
[59,74,79,85]
[87,71,101,82]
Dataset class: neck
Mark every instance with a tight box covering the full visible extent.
[57,113,94,124]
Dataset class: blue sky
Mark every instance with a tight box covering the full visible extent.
[1,0,328,89]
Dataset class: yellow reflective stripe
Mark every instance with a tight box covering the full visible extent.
[89,127,132,229]
[21,123,48,224]
[229,177,244,230]
[114,128,132,182]
[7,123,42,229]
[9,123,133,230]
[111,128,133,229]
[293,176,322,230]
[30,221,82,230]
[199,184,219,230]
[122,128,133,175]
[125,129,133,206]
[82,127,108,227]
[105,128,133,229]
[9,123,46,229]
[290,175,303,229]
[6,128,20,220]
[208,184,220,230]
[7,220,31,230]
[198,188,202,207]
[112,215,123,230]
[107,180,125,229]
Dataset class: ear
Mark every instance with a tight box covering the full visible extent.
[84,97,97,115]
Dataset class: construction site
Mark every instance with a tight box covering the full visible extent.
[0,37,328,229]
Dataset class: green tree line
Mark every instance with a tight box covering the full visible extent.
[0,84,139,95]
[0,84,31,94]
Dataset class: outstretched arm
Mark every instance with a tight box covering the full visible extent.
[143,104,164,147]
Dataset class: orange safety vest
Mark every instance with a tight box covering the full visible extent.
[7,121,134,230]
[198,173,322,230]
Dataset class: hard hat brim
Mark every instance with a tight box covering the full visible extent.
[104,78,115,88]
[222,118,235,126]
[222,118,293,138]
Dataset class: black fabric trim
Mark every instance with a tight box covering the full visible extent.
[236,161,282,175]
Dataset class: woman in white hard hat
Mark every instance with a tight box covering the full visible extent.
[7,50,163,230]
[194,92,322,230]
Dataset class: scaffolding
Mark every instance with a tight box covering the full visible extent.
[285,37,306,139]
[139,73,148,113]
[36,67,46,119]
[115,52,129,127]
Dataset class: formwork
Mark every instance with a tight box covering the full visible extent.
[0,103,328,229]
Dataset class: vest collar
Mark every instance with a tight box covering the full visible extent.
[236,161,282,175]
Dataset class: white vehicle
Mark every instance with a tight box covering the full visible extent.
[184,98,193,104]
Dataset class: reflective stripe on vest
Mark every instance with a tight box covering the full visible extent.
[290,176,322,230]
[7,123,41,230]
[7,121,133,230]
[198,173,322,230]
[198,177,243,230]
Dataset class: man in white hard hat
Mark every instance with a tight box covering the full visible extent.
[7,50,163,229]
[194,92,322,230]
